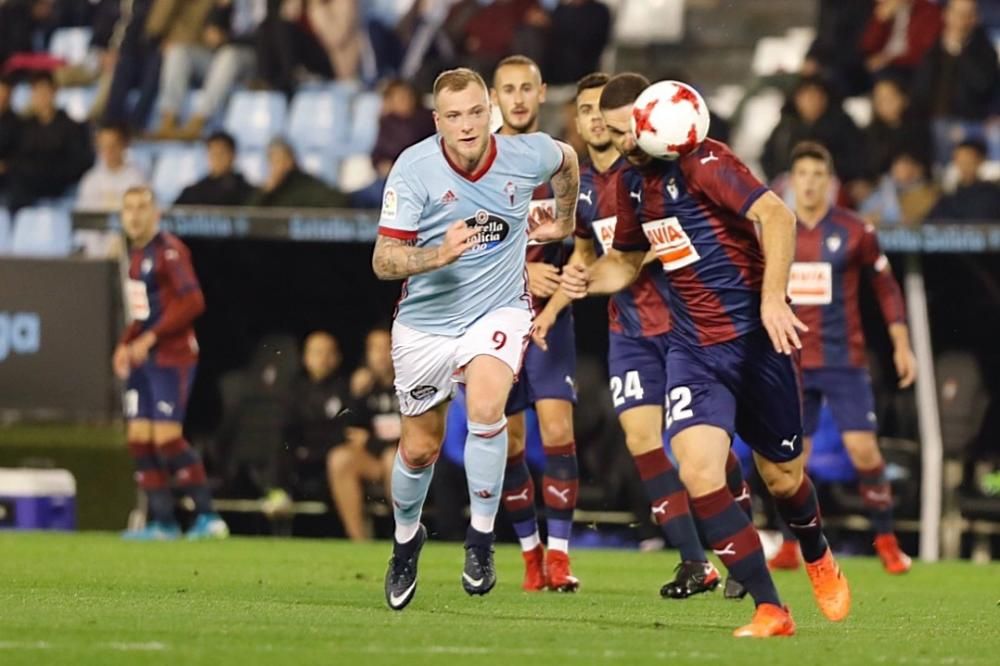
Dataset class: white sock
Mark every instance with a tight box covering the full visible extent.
[548,537,569,553]
[395,521,421,544]
[470,512,495,534]
[519,531,541,552]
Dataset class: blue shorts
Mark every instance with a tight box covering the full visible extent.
[802,367,877,435]
[124,362,196,423]
[607,332,669,415]
[665,328,803,463]
[506,308,576,415]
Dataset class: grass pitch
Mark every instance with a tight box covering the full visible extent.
[1,532,997,665]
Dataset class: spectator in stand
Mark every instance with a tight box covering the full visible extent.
[255,0,338,94]
[861,0,941,80]
[802,0,873,97]
[101,0,163,133]
[395,0,463,92]
[268,331,363,514]
[328,327,398,541]
[911,0,999,122]
[928,139,1000,222]
[542,0,610,86]
[151,0,263,141]
[762,75,864,184]
[52,0,121,119]
[0,0,58,69]
[145,0,214,139]
[306,0,378,84]
[0,75,20,194]
[863,74,932,180]
[352,78,434,208]
[247,137,348,208]
[5,71,93,213]
[859,150,940,226]
[76,123,147,211]
[174,131,254,206]
[446,0,548,76]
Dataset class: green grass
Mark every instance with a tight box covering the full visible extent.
[0,533,997,665]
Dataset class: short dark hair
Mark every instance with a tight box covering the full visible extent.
[793,74,830,98]
[97,122,130,143]
[493,55,541,85]
[955,138,987,158]
[599,73,650,111]
[206,130,236,152]
[576,72,610,100]
[790,141,834,172]
[28,70,56,88]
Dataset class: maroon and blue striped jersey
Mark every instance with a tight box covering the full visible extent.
[790,206,905,368]
[574,156,672,337]
[612,139,769,346]
[121,231,204,366]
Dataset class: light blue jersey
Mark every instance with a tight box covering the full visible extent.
[378,133,564,335]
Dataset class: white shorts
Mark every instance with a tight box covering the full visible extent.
[392,307,532,417]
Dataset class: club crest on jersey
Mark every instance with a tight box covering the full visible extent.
[464,209,510,254]
[504,181,516,206]
[826,234,842,253]
[666,178,679,201]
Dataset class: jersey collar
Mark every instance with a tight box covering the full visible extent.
[440,135,498,182]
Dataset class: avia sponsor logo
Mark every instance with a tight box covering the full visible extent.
[0,312,41,362]
[464,209,510,254]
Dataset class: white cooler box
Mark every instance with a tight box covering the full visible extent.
[0,468,77,530]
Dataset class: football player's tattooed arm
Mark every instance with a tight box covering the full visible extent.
[372,221,480,280]
[531,142,580,242]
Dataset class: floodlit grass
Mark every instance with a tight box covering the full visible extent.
[1,532,997,665]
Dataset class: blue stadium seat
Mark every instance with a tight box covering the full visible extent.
[152,146,207,204]
[10,207,72,257]
[49,27,93,66]
[11,83,30,113]
[338,153,377,193]
[299,149,341,187]
[347,92,382,155]
[0,209,11,254]
[223,91,287,149]
[56,86,96,123]
[236,150,266,186]
[287,88,350,153]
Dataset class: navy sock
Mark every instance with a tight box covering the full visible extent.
[858,463,894,535]
[775,476,829,563]
[691,486,781,608]
[633,448,706,563]
[542,442,578,552]
[501,451,540,550]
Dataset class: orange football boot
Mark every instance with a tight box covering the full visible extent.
[804,549,851,621]
[874,534,912,574]
[545,549,580,592]
[733,603,796,638]
[521,544,547,591]
[768,540,801,570]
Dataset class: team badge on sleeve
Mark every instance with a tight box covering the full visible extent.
[382,188,398,220]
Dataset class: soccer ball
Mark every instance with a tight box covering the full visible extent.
[630,80,711,160]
